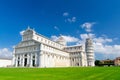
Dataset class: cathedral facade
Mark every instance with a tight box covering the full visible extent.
[12,27,94,67]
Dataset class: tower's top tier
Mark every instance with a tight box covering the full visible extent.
[85,38,93,46]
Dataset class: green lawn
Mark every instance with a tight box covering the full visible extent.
[0,67,120,80]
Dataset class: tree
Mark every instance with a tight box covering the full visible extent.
[95,60,101,66]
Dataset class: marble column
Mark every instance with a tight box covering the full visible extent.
[15,55,18,67]
[42,52,44,67]
[37,53,40,67]
[72,58,74,66]
[39,51,44,67]
[27,53,30,67]
[78,58,81,66]
[44,53,46,67]
[12,54,16,67]
[20,55,22,67]
[35,53,37,67]
[30,53,33,67]
[22,54,24,67]
[49,54,52,67]
[44,53,47,67]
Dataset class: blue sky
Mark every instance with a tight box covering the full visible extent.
[0,0,120,60]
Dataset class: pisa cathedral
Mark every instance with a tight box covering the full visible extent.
[13,27,95,67]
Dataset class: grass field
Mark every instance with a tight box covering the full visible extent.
[0,67,120,80]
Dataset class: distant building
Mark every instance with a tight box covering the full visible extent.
[98,59,114,66]
[114,57,120,66]
[0,58,12,67]
[12,27,95,67]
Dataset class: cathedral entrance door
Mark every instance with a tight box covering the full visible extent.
[24,58,27,66]
[32,60,35,67]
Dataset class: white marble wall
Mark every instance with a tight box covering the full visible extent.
[13,28,94,67]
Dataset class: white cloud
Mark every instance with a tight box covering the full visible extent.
[94,43,120,58]
[51,36,59,41]
[62,35,79,42]
[63,12,69,17]
[71,17,76,22]
[81,22,96,32]
[94,37,112,44]
[20,30,25,35]
[51,35,79,43]
[54,26,59,31]
[63,12,76,23]
[0,48,12,59]
[65,17,76,23]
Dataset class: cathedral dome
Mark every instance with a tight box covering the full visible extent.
[57,36,65,42]
[56,36,66,46]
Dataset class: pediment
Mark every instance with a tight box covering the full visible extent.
[23,29,34,35]
[15,40,40,48]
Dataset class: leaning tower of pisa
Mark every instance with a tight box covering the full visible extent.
[85,38,95,66]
